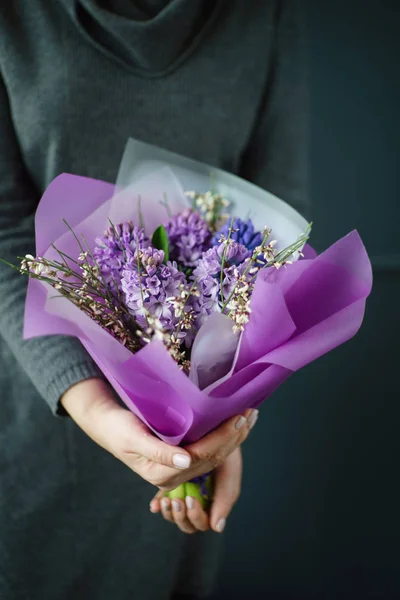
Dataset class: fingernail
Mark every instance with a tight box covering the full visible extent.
[149,502,157,513]
[172,499,182,512]
[162,499,170,511]
[185,496,194,510]
[173,453,191,469]
[235,416,247,430]
[216,518,226,533]
[247,410,259,430]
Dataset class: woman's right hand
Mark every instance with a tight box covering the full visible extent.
[60,377,256,491]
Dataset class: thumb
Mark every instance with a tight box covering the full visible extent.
[133,421,192,471]
[209,448,242,534]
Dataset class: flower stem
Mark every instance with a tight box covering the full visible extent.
[164,473,213,511]
[219,218,235,306]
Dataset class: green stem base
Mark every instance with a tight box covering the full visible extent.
[164,473,214,511]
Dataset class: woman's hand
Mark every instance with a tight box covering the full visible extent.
[150,446,248,534]
[60,378,256,491]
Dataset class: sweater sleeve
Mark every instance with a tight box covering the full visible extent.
[0,73,102,415]
[239,0,310,216]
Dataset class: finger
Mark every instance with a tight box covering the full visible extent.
[185,409,257,471]
[150,490,164,513]
[170,499,196,534]
[123,418,193,471]
[185,496,210,532]
[209,448,243,534]
[160,497,175,524]
[104,412,193,488]
[171,499,197,534]
[247,408,259,431]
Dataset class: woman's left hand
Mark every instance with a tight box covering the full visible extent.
[150,446,243,534]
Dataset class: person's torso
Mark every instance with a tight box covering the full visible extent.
[0,0,279,194]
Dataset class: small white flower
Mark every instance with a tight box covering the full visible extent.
[153,329,165,342]
[33,262,45,275]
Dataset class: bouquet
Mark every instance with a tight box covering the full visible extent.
[3,139,372,508]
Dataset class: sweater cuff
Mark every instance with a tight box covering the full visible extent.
[46,359,104,416]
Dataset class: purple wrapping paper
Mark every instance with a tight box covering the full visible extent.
[25,172,372,446]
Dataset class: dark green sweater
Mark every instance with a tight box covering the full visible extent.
[0,2,308,599]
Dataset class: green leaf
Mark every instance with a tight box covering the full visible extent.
[151,225,169,263]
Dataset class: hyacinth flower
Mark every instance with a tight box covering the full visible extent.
[93,221,150,288]
[165,208,211,268]
[212,217,263,253]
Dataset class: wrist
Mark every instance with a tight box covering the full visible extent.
[60,377,112,418]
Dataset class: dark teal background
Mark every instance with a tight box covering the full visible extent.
[213,2,400,598]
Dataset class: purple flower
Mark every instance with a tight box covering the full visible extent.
[94,222,150,288]
[193,248,221,279]
[120,268,147,311]
[145,275,162,295]
[165,209,212,267]
[192,240,250,316]
[146,296,173,323]
[216,241,250,266]
[121,246,188,332]
[212,218,262,253]
[140,247,165,277]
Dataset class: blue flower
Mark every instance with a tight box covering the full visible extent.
[212,218,262,253]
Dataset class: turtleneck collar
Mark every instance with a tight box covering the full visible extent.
[96,0,171,20]
[61,0,224,77]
